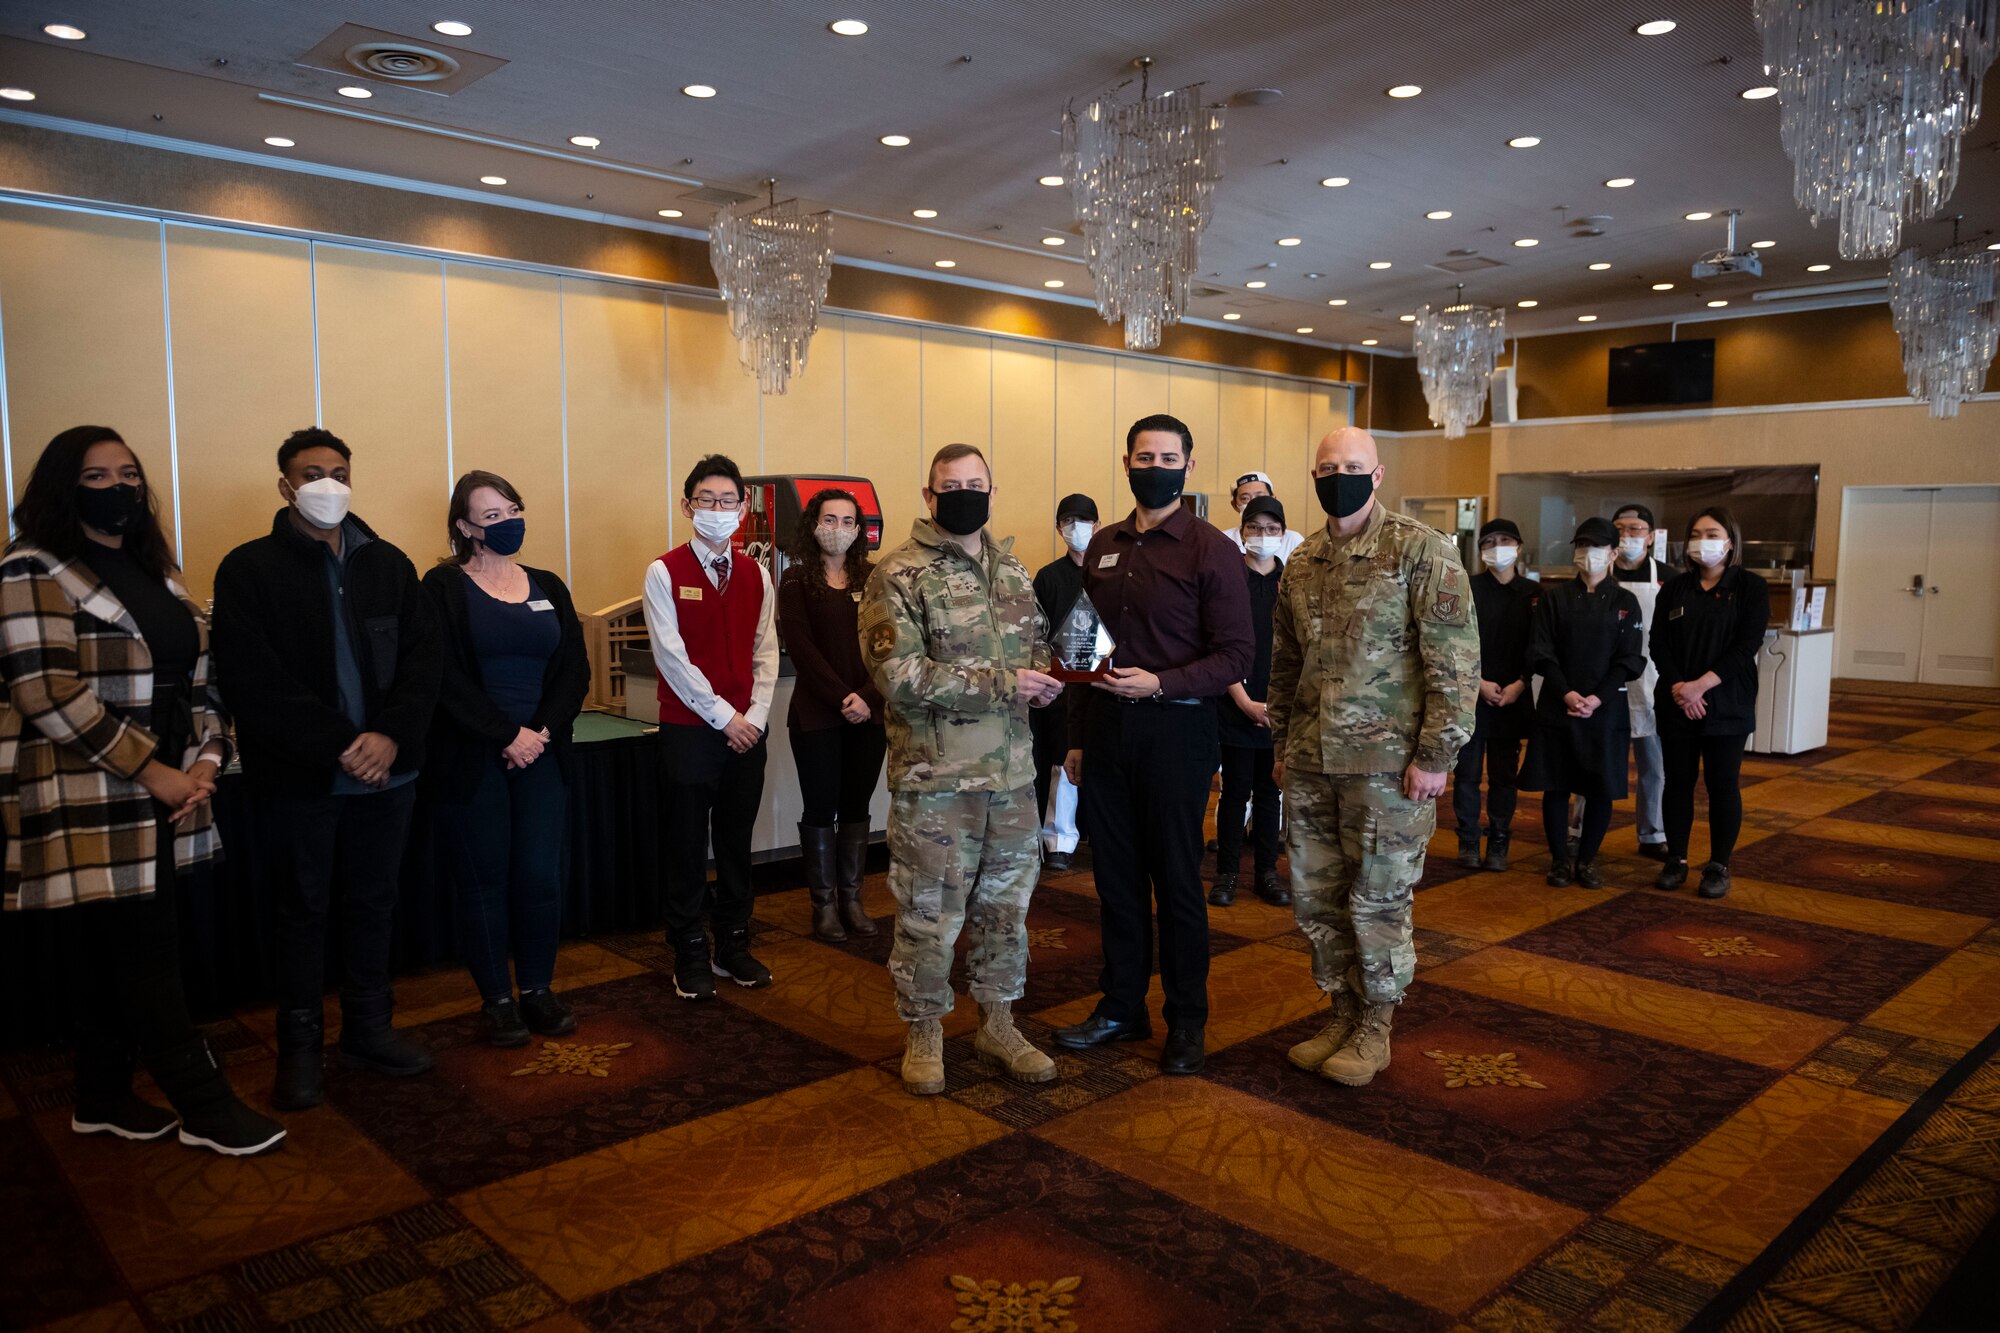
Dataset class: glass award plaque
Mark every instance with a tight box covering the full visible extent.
[1051,592,1116,682]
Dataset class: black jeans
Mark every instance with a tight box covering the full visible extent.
[789,721,887,827]
[1453,726,1523,840]
[266,782,420,1014]
[1216,743,1280,878]
[1084,700,1219,1031]
[1661,729,1749,866]
[658,724,766,937]
[72,878,197,1059]
[435,756,568,1002]
[1541,776,1614,865]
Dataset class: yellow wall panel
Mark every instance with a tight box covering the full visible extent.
[0,206,173,529]
[759,314,846,484]
[313,244,447,568]
[666,295,762,547]
[1168,364,1222,503]
[989,340,1055,564]
[562,277,669,613]
[1306,385,1352,464]
[843,318,923,552]
[1216,372,1268,508]
[920,327,991,458]
[1265,380,1313,494]
[164,225,316,598]
[1055,347,1119,531]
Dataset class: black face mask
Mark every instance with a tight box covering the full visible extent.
[931,488,990,536]
[75,483,145,535]
[1127,465,1186,510]
[1315,471,1375,519]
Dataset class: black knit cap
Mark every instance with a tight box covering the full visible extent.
[1241,495,1287,530]
[1479,518,1522,544]
[1572,516,1618,547]
[1056,493,1098,523]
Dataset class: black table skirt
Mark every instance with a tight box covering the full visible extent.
[0,731,673,1049]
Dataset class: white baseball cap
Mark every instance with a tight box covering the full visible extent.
[1233,470,1274,493]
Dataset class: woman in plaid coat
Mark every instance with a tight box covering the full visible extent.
[0,425,284,1156]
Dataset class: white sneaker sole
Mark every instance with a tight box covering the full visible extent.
[709,961,773,989]
[178,1125,287,1156]
[71,1115,179,1141]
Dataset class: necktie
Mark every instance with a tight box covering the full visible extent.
[711,555,730,594]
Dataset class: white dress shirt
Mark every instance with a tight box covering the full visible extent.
[642,536,779,731]
[1227,525,1307,560]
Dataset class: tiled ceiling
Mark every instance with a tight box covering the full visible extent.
[2,0,1996,353]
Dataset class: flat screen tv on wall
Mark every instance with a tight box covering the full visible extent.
[1607,338,1714,407]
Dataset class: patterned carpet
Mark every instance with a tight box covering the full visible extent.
[7,686,2000,1332]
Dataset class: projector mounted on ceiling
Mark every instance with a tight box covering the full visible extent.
[1692,209,1762,280]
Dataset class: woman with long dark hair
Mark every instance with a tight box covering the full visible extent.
[0,426,284,1155]
[1651,505,1770,899]
[422,470,591,1046]
[777,488,886,940]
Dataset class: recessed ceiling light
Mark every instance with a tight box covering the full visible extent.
[1245,280,1267,289]
[1634,20,1677,36]
[1807,263,1832,271]
[1328,298,1349,306]
[933,259,955,268]
[1320,176,1350,187]
[1039,175,1064,186]
[1685,211,1713,221]
[1386,84,1422,98]
[1989,243,2000,251]
[433,20,473,36]
[263,136,295,148]
[1041,236,1066,247]
[911,208,937,218]
[480,175,507,186]
[1707,299,1729,307]
[1588,262,1613,270]
[878,133,910,146]
[829,19,869,36]
[1425,210,1453,220]
[1604,177,1635,188]
[1223,313,1242,321]
[1277,237,1302,246]
[1507,136,1540,148]
[1577,314,1598,322]
[337,86,375,99]
[657,209,683,218]
[1361,338,1379,345]
[683,85,718,98]
[1400,313,1417,322]
[1513,238,1538,247]
[42,23,86,40]
[1651,282,1675,290]
[1296,326,1315,334]
[1741,86,1779,100]
[1369,260,1392,269]
[1751,240,1776,249]
[569,135,601,148]
[0,87,32,103]
[1517,299,1539,308]
[1044,279,1064,288]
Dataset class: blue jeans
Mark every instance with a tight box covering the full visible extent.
[437,756,568,1001]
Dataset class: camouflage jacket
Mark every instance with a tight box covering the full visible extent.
[859,518,1051,793]
[1265,502,1479,776]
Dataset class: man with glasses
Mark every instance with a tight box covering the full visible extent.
[642,454,779,1001]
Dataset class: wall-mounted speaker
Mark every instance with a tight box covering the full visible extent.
[1489,365,1519,425]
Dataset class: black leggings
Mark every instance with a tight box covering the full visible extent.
[1216,743,1281,877]
[1541,778,1614,866]
[789,721,888,827]
[1661,730,1748,866]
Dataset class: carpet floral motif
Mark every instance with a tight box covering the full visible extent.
[510,1041,633,1079]
[1843,860,1920,880]
[1677,935,1779,959]
[1027,928,1069,950]
[1424,1049,1548,1089]
[949,1274,1080,1332]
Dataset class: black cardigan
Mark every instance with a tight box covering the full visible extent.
[1650,565,1771,736]
[419,563,591,803]
[211,511,442,797]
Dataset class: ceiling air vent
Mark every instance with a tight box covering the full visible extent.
[1428,255,1507,274]
[298,24,507,96]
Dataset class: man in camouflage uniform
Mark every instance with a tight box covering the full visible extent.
[859,443,1066,1096]
[1267,426,1479,1086]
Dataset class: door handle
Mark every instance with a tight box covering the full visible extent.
[1908,574,1926,596]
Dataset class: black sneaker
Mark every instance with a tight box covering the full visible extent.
[1546,859,1573,888]
[1697,862,1732,899]
[1655,859,1690,892]
[481,998,531,1048]
[1456,837,1482,870]
[1637,842,1670,863]
[671,932,716,1001]
[1574,860,1604,890]
[1208,873,1237,906]
[1253,872,1291,907]
[519,989,577,1036]
[1043,850,1071,874]
[1481,836,1511,872]
[71,1096,179,1141]
[712,928,773,989]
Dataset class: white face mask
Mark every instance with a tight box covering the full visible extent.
[1244,534,1283,559]
[288,476,351,530]
[1575,546,1614,576]
[1062,521,1094,553]
[814,526,857,556]
[692,507,741,544]
[1482,543,1519,570]
[1618,537,1648,563]
[1690,537,1729,566]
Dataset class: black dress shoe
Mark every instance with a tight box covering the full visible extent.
[1053,1013,1152,1049]
[481,998,531,1048]
[1655,859,1690,892]
[1208,873,1237,906]
[518,989,576,1037]
[1574,860,1604,890]
[1043,850,1071,874]
[1637,841,1670,863]
[1253,872,1291,907]
[1697,862,1732,899]
[1546,859,1573,888]
[1160,1028,1205,1075]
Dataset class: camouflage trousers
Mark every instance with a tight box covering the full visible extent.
[886,785,1041,1022]
[1283,769,1434,1006]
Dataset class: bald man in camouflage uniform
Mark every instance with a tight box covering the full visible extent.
[1268,426,1479,1086]
[860,443,1065,1096]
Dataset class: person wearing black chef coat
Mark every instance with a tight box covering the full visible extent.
[1453,518,1538,873]
[1031,493,1096,873]
[1650,506,1770,899]
[1522,517,1646,890]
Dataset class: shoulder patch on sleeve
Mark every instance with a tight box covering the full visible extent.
[863,614,897,663]
[1423,558,1472,626]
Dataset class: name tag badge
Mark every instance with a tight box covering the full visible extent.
[1098,553,1120,569]
[527,599,554,612]
[851,591,863,603]
[679,585,704,601]
[1668,605,1685,621]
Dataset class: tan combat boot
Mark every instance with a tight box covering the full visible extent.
[1318,1002,1395,1086]
[974,1001,1056,1083]
[1286,988,1361,1071]
[902,1018,945,1095]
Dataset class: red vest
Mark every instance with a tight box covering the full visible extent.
[655,543,764,728]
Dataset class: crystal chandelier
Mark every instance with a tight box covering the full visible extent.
[708,183,833,395]
[1751,0,2000,260]
[1062,59,1225,350]
[1887,233,1999,418]
[1412,288,1507,438]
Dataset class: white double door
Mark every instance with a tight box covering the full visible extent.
[1839,486,2000,687]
